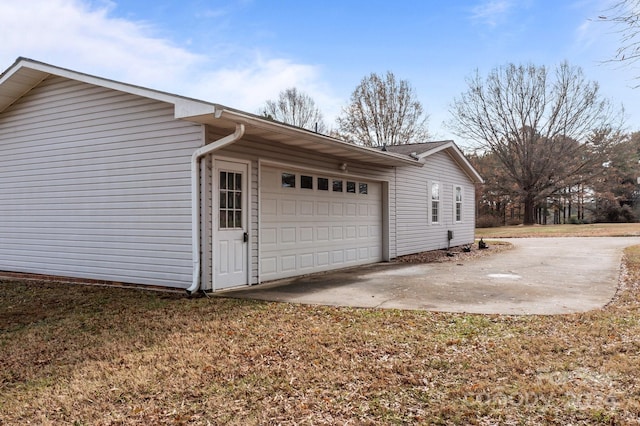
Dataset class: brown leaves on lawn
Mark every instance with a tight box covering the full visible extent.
[1,244,640,424]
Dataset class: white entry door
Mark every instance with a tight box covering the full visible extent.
[213,159,249,290]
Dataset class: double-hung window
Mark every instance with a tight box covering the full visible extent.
[455,186,463,222]
[431,182,440,224]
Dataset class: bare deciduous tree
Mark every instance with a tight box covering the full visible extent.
[336,71,430,147]
[448,62,622,225]
[259,87,327,133]
[599,0,640,81]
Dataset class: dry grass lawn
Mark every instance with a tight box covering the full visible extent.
[476,222,640,238]
[1,225,640,424]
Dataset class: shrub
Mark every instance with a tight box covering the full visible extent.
[506,217,523,226]
[476,214,503,228]
[567,216,582,225]
[594,203,638,223]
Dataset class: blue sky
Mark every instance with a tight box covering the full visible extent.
[0,0,637,144]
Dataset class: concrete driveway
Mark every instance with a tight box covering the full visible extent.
[222,237,640,315]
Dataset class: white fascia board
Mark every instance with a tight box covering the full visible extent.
[7,58,216,112]
[416,141,456,159]
[216,108,422,168]
[174,100,217,119]
[17,60,175,103]
[418,141,484,183]
[6,58,219,121]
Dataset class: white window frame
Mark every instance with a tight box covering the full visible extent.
[454,185,463,223]
[431,181,440,224]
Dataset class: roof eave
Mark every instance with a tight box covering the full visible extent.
[0,57,217,116]
[182,107,422,168]
[0,58,422,169]
[418,141,484,183]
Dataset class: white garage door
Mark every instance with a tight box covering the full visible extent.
[260,166,383,281]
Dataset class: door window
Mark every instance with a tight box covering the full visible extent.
[219,171,242,229]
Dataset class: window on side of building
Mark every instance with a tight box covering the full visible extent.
[455,186,463,222]
[431,182,440,224]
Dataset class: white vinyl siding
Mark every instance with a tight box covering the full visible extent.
[0,76,203,288]
[0,67,481,292]
[393,151,476,257]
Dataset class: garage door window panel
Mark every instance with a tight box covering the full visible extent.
[282,173,296,188]
[301,175,313,189]
[318,177,329,191]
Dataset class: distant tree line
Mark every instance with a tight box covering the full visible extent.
[258,56,637,226]
[470,131,640,226]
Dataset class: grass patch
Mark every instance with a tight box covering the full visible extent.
[1,243,640,424]
[476,222,640,238]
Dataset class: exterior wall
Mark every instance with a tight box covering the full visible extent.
[0,76,203,288]
[394,150,476,256]
[202,132,397,288]
[0,72,479,291]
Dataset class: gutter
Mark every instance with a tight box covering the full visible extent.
[186,123,245,295]
[212,107,421,168]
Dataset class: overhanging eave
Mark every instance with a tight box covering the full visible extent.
[182,107,422,168]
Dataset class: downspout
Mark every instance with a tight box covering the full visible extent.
[186,123,246,295]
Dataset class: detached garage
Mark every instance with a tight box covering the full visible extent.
[0,58,482,293]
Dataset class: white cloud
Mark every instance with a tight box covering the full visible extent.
[575,19,594,47]
[470,0,513,27]
[0,0,339,122]
[196,57,316,106]
[187,55,342,121]
[0,0,202,85]
[571,0,616,52]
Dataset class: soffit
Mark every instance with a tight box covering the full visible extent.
[186,109,421,168]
